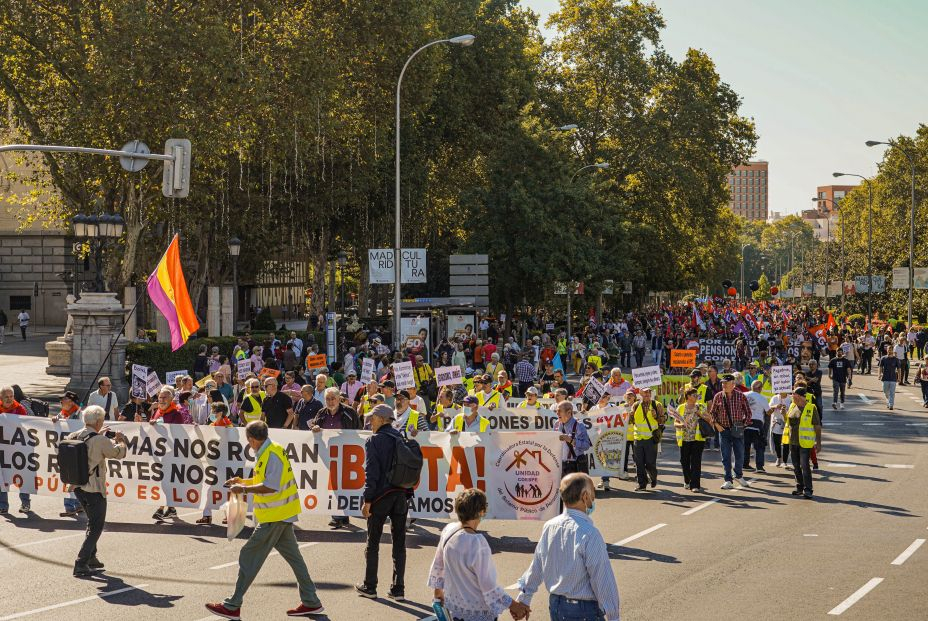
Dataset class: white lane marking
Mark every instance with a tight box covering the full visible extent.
[858,394,872,404]
[613,523,666,547]
[890,538,926,566]
[0,533,84,551]
[192,617,222,621]
[823,423,844,426]
[827,577,883,615]
[682,499,719,516]
[862,423,884,426]
[804,534,819,537]
[210,542,317,569]
[884,464,915,469]
[0,584,149,621]
[906,423,928,426]
[825,463,857,468]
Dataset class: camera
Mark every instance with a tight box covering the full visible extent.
[104,429,117,439]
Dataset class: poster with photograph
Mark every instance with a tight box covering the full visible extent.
[401,315,431,362]
[447,313,476,341]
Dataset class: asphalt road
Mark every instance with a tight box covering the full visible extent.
[1,365,927,620]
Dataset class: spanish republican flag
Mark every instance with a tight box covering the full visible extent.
[147,234,200,351]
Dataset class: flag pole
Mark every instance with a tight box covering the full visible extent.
[80,294,145,409]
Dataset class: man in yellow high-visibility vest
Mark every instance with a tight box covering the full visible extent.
[786,387,822,499]
[206,421,325,619]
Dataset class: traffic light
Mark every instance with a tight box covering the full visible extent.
[162,138,192,198]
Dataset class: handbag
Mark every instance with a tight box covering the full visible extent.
[697,414,716,439]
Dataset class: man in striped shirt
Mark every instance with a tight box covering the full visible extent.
[516,473,619,621]
[708,373,754,490]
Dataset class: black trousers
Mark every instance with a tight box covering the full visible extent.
[74,488,107,564]
[364,491,408,592]
[679,441,704,489]
[861,349,873,373]
[790,445,813,494]
[632,440,658,488]
[773,434,786,460]
[624,440,634,472]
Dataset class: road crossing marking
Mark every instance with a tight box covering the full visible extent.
[681,499,719,516]
[209,542,317,569]
[890,538,925,565]
[827,577,883,615]
[857,394,872,404]
[0,533,84,551]
[803,534,818,537]
[0,584,149,621]
[613,523,666,547]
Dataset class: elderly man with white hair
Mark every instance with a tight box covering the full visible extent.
[66,405,128,577]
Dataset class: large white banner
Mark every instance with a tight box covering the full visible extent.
[0,415,562,520]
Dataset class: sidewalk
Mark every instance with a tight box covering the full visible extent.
[0,330,68,401]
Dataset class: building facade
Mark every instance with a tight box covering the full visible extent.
[727,161,769,221]
[815,184,857,214]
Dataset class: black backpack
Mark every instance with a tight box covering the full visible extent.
[387,433,424,489]
[58,432,98,487]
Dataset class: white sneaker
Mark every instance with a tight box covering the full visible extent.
[720,481,734,490]
[775,459,782,467]
[735,478,752,488]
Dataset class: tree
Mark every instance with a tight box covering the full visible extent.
[752,273,771,301]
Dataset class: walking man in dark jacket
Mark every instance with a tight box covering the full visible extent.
[355,404,412,602]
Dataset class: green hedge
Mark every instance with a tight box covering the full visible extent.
[847,314,865,328]
[126,331,325,377]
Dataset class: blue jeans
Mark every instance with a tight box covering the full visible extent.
[549,594,606,621]
[882,381,896,407]
[64,494,81,512]
[0,490,30,511]
[719,428,745,482]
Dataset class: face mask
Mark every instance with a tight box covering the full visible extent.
[586,499,595,516]
[209,414,218,423]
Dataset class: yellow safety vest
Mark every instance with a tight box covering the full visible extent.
[633,402,660,442]
[464,378,474,393]
[684,382,708,405]
[242,392,266,424]
[477,390,501,408]
[249,442,301,524]
[675,404,706,446]
[756,374,774,399]
[797,402,817,448]
[588,354,602,369]
[518,400,541,409]
[402,408,421,434]
[433,404,448,431]
[496,382,513,398]
[452,414,490,432]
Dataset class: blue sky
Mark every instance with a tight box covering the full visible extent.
[523,0,928,216]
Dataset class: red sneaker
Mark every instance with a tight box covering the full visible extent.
[287,604,326,617]
[205,602,241,620]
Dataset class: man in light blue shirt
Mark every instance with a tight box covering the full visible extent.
[517,473,619,621]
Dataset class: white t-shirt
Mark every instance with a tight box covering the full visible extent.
[894,344,907,360]
[841,342,856,360]
[87,390,120,420]
[17,311,29,327]
[744,391,769,422]
[768,395,787,434]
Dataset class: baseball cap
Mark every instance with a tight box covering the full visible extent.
[793,387,808,396]
[370,404,395,420]
[689,369,702,378]
[62,390,79,401]
[721,373,736,382]
[380,380,395,389]
[347,369,357,376]
[525,386,539,396]
[463,395,479,405]
[397,390,411,400]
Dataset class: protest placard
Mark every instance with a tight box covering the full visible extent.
[146,371,163,397]
[306,354,327,370]
[195,373,214,389]
[771,365,793,394]
[360,357,376,384]
[131,364,149,395]
[393,360,415,389]
[631,365,662,388]
[258,368,281,380]
[435,365,463,387]
[236,359,251,380]
[165,370,188,385]
[583,376,606,403]
[670,349,697,368]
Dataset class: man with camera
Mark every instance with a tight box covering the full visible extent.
[66,405,127,577]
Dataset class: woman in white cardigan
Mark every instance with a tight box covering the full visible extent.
[428,489,531,621]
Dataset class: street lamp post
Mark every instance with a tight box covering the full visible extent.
[228,237,241,335]
[812,197,845,312]
[833,172,874,327]
[71,212,125,292]
[394,34,475,346]
[867,139,917,328]
[337,251,347,316]
[740,243,751,301]
[569,162,610,183]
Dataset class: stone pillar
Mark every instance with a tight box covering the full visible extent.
[207,286,221,336]
[124,286,137,339]
[156,311,170,343]
[222,286,234,336]
[66,292,130,403]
